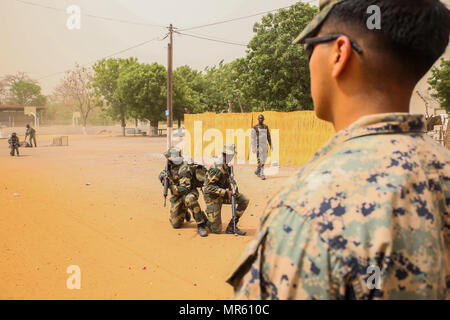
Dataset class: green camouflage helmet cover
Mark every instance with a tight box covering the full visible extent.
[293,0,346,44]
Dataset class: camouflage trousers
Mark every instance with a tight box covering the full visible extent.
[256,147,268,169]
[204,193,249,234]
[169,190,206,228]
[29,135,37,147]
[10,146,19,156]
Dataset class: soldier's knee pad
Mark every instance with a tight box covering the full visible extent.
[209,222,222,234]
[170,219,183,229]
[238,194,249,206]
[185,194,198,207]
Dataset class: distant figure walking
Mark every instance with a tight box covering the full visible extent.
[25,124,37,147]
[251,114,272,180]
[8,132,20,157]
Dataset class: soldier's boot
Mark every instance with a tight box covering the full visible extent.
[254,167,260,176]
[259,167,266,180]
[197,223,208,237]
[185,211,191,222]
[225,216,246,236]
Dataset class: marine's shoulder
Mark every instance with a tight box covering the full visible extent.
[262,132,449,231]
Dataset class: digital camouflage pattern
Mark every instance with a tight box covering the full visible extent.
[227,113,450,300]
[293,0,346,44]
[203,162,249,233]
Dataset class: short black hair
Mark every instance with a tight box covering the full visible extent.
[322,0,450,80]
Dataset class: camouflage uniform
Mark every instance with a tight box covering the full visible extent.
[159,160,186,228]
[8,133,20,156]
[25,126,37,147]
[176,161,208,226]
[251,119,272,179]
[159,149,208,233]
[227,114,450,299]
[203,158,250,234]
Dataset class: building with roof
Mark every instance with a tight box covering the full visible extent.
[0,105,46,128]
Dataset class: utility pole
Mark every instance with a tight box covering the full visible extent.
[167,24,174,149]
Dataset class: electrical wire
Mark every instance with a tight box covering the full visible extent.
[178,0,316,32]
[175,31,247,47]
[38,35,167,80]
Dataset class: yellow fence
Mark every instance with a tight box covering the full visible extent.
[184,111,335,167]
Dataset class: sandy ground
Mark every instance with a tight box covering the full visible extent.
[0,132,299,300]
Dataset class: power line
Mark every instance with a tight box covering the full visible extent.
[178,1,316,32]
[11,0,166,28]
[38,35,167,81]
[175,32,247,47]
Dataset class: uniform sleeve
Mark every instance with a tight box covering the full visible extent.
[158,169,180,196]
[266,125,272,148]
[204,167,226,197]
[178,167,192,196]
[227,205,339,300]
[251,127,257,153]
[158,170,165,183]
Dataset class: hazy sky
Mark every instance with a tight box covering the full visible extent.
[0,0,318,94]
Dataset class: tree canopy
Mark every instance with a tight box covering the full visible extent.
[9,80,47,106]
[428,58,450,112]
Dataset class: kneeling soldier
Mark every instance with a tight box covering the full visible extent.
[159,148,208,237]
[203,145,249,235]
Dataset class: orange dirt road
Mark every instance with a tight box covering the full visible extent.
[0,134,299,299]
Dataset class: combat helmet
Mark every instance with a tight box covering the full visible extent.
[222,144,236,164]
[164,147,183,165]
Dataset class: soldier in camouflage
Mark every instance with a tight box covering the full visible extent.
[8,132,20,157]
[25,124,37,148]
[159,148,209,237]
[203,145,249,236]
[251,114,272,180]
[227,0,450,299]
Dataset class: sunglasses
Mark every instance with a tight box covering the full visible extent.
[303,34,364,61]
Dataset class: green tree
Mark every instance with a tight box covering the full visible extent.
[240,2,318,111]
[9,80,47,106]
[92,58,138,136]
[202,60,238,113]
[117,62,167,136]
[428,58,450,112]
[173,65,205,114]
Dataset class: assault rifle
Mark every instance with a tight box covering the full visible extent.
[229,165,238,234]
[163,159,169,207]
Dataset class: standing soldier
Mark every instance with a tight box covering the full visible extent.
[251,114,272,180]
[159,148,209,237]
[8,132,20,157]
[203,145,249,236]
[25,124,37,148]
